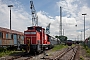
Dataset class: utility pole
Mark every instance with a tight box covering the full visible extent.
[59,6,62,36]
[8,5,13,30]
[81,31,82,41]
[75,24,77,41]
[63,29,64,36]
[82,14,87,41]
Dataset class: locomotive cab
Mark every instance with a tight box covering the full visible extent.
[24,26,40,53]
[23,26,51,53]
[24,26,48,53]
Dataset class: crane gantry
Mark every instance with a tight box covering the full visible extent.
[30,0,38,26]
[46,23,51,34]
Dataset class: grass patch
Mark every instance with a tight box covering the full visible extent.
[51,44,68,51]
[83,45,90,57]
[0,50,14,57]
[80,56,84,60]
[0,50,22,57]
[0,47,22,57]
[86,48,90,57]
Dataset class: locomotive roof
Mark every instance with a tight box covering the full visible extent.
[0,27,24,35]
[28,26,42,28]
[27,26,45,30]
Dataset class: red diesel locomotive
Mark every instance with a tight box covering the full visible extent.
[24,26,50,53]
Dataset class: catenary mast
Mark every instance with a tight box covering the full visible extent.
[59,6,62,36]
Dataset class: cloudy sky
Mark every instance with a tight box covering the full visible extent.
[0,0,90,41]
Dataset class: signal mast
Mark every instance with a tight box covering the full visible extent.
[30,0,38,26]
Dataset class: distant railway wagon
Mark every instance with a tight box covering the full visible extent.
[66,40,72,46]
[0,27,24,48]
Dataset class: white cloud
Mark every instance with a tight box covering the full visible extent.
[56,0,90,40]
[37,11,58,36]
[0,0,31,32]
[0,0,90,41]
[37,11,78,37]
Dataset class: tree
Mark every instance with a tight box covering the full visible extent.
[55,35,67,42]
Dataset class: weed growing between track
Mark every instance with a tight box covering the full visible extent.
[51,44,68,51]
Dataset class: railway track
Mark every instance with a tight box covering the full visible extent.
[59,45,78,60]
[0,52,33,60]
[12,53,33,60]
[0,45,80,60]
[41,45,79,60]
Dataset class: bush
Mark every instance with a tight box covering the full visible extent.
[83,45,90,57]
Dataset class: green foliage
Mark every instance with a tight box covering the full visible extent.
[0,50,11,57]
[0,47,6,52]
[0,47,16,57]
[55,36,58,38]
[80,56,84,60]
[52,44,68,51]
[55,35,67,42]
[86,48,90,57]
[83,45,90,57]
[86,49,90,53]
